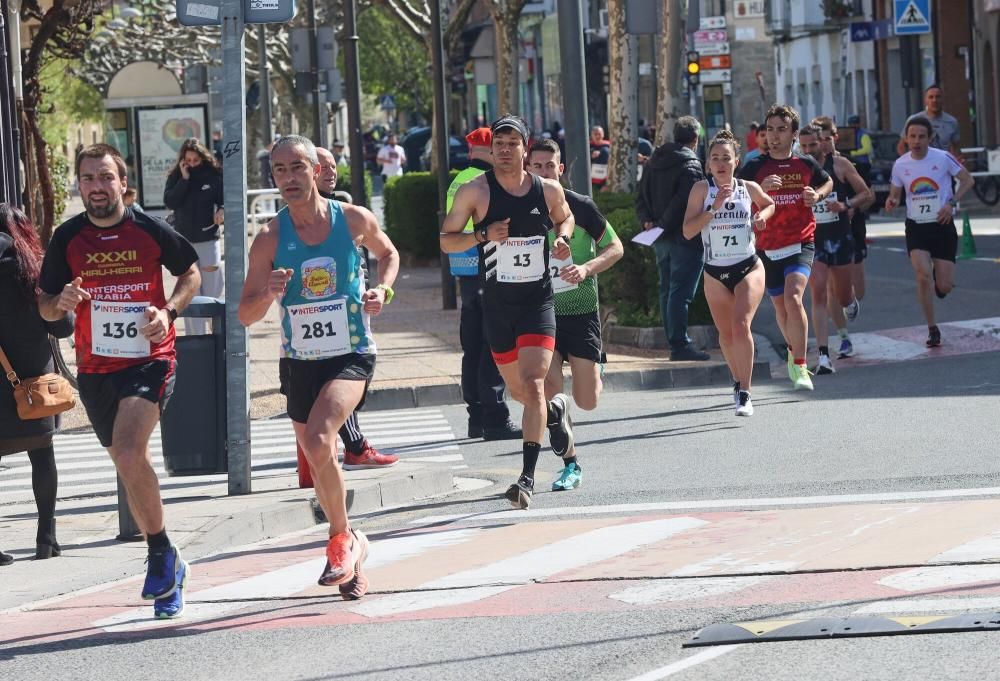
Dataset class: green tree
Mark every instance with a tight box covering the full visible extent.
[38,60,104,148]
[357,7,434,121]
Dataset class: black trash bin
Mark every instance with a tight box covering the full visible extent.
[160,296,228,475]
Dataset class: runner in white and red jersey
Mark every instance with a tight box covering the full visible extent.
[38,144,200,620]
[738,104,833,391]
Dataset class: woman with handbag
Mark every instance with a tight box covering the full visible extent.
[0,204,75,564]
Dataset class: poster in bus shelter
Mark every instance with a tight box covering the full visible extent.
[136,106,206,209]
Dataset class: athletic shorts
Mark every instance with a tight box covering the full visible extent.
[815,227,856,267]
[703,255,760,294]
[484,299,557,365]
[554,312,603,364]
[758,242,816,297]
[905,219,958,262]
[279,353,375,424]
[851,211,867,263]
[77,359,176,447]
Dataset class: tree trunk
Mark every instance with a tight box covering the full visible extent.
[606,0,638,193]
[655,0,685,147]
[21,92,55,244]
[492,12,520,114]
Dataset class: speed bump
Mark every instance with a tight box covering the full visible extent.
[684,613,1000,647]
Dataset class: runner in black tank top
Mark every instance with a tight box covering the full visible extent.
[439,114,576,510]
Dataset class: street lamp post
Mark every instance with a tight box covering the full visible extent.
[429,0,455,309]
[557,0,590,195]
[342,0,366,209]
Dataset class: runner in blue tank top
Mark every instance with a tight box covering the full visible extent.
[238,135,400,600]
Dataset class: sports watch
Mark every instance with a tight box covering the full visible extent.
[376,284,394,304]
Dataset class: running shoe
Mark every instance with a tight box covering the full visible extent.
[791,364,814,391]
[483,419,523,441]
[338,529,370,601]
[547,393,574,458]
[814,353,835,375]
[926,326,942,348]
[735,390,754,417]
[504,475,534,509]
[732,381,740,406]
[153,558,190,619]
[551,463,582,491]
[142,546,184,600]
[343,441,399,470]
[319,529,365,587]
[844,298,861,321]
[837,338,854,359]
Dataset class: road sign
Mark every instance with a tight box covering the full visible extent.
[733,0,764,18]
[699,15,726,29]
[380,94,396,111]
[176,0,295,25]
[697,41,730,56]
[894,0,931,35]
[699,54,731,70]
[693,29,727,44]
[699,69,731,83]
[850,21,873,41]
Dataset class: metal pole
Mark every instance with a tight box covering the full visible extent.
[306,0,323,146]
[557,0,590,196]
[0,0,18,205]
[257,25,273,143]
[430,0,455,310]
[114,475,142,541]
[343,0,366,208]
[221,0,251,495]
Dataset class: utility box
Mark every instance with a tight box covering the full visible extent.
[160,297,228,475]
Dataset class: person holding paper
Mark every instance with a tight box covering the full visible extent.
[635,116,709,362]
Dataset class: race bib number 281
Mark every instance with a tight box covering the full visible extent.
[288,299,351,358]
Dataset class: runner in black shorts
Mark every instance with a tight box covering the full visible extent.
[528,138,624,490]
[442,115,576,509]
[684,130,774,416]
[885,117,973,347]
[38,144,201,619]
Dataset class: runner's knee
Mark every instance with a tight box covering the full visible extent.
[300,428,337,463]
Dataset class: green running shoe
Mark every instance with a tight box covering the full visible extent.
[791,363,814,391]
[551,463,582,491]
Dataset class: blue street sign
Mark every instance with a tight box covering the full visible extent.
[873,19,894,40]
[894,0,931,35]
[850,21,873,42]
[176,0,295,26]
[380,94,396,111]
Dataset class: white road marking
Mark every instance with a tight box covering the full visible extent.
[349,518,707,618]
[622,646,741,680]
[933,529,1000,562]
[855,596,1000,614]
[609,577,771,605]
[410,488,1000,525]
[878,565,1000,592]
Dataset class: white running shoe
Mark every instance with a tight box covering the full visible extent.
[844,298,860,321]
[814,353,835,375]
[735,390,754,416]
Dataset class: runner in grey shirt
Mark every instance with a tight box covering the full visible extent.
[897,85,961,157]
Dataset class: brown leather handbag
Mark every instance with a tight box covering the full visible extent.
[0,343,75,420]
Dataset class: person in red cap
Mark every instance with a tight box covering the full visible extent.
[446,128,521,441]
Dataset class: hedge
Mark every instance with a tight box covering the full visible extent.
[335,165,373,206]
[382,170,459,260]
[595,192,711,328]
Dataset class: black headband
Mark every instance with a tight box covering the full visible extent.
[490,116,529,144]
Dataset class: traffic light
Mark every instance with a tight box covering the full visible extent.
[686,51,700,86]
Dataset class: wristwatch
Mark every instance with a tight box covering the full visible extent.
[376,284,394,304]
[478,226,489,243]
[165,305,178,325]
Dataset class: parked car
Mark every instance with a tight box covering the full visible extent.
[400,126,431,172]
[420,135,469,172]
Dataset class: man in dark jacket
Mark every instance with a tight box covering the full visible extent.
[635,116,709,361]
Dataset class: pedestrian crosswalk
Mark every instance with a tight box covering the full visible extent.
[0,407,460,504]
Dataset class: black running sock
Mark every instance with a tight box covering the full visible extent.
[563,456,578,468]
[338,412,365,455]
[521,442,541,482]
[147,529,171,551]
[819,346,829,356]
[733,380,740,392]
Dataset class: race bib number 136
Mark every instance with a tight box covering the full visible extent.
[91,300,150,358]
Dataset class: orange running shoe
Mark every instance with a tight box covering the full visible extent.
[319,528,370,588]
[342,441,399,470]
[338,529,370,600]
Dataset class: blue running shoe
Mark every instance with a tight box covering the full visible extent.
[837,338,854,359]
[551,463,582,491]
[142,546,183,600]
[154,558,189,619]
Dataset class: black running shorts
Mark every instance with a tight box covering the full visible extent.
[905,219,958,263]
[77,359,176,447]
[279,353,375,424]
[851,210,867,263]
[758,242,816,297]
[554,312,603,364]
[703,255,760,294]
[484,299,557,365]
[815,227,856,267]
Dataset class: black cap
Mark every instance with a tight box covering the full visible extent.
[490,115,530,144]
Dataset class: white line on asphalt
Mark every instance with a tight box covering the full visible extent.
[409,488,1000,525]
[404,454,464,463]
[878,565,1000,592]
[349,518,707,618]
[609,576,772,605]
[855,596,1000,614]
[620,646,741,680]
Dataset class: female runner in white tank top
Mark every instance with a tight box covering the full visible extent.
[682,130,774,416]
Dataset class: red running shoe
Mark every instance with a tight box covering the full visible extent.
[319,529,366,587]
[338,529,370,600]
[342,441,399,470]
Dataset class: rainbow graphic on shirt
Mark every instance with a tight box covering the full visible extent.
[909,177,940,195]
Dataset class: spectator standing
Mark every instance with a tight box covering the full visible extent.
[331,140,349,166]
[846,114,874,184]
[636,116,711,361]
[257,135,280,189]
[589,125,611,190]
[897,85,961,158]
[163,138,225,335]
[0,204,74,564]
[376,133,406,181]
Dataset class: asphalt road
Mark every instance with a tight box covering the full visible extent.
[2,214,999,681]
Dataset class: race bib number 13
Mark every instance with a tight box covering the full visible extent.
[91,300,150,358]
[497,237,546,283]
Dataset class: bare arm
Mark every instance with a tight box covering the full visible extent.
[681,180,711,240]
[837,158,874,212]
[237,222,284,327]
[746,181,776,228]
[543,180,575,260]
[347,205,400,316]
[954,167,975,203]
[166,264,201,313]
[587,232,624,276]
[803,176,834,207]
[884,183,904,212]
[440,180,487,253]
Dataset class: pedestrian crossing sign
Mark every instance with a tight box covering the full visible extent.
[894,0,931,35]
